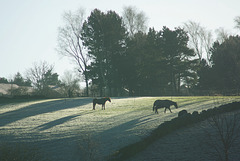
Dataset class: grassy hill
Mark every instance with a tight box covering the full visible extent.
[0,96,239,160]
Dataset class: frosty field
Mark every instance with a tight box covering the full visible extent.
[0,96,239,161]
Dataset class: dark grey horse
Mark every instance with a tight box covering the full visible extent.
[93,97,111,110]
[153,100,178,114]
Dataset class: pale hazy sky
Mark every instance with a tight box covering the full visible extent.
[0,0,239,80]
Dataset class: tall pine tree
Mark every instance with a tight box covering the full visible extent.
[82,9,127,96]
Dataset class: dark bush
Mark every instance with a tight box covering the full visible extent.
[192,111,199,116]
[178,110,188,117]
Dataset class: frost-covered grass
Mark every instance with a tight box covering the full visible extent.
[0,96,239,161]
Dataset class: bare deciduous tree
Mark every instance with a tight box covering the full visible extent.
[183,20,213,65]
[183,21,203,59]
[122,6,148,37]
[26,61,55,95]
[205,113,240,161]
[60,70,80,97]
[201,29,213,65]
[57,8,89,96]
[215,27,230,44]
[78,132,99,161]
[234,16,240,30]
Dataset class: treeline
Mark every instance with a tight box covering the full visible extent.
[57,7,240,96]
[0,62,81,98]
[198,35,240,93]
[84,24,197,96]
[2,8,239,97]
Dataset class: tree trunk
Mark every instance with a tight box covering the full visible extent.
[100,86,103,97]
[177,73,181,94]
[85,75,89,97]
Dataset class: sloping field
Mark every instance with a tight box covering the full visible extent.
[131,109,240,161]
[0,96,239,160]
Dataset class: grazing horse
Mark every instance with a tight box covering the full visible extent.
[93,97,111,110]
[153,100,178,114]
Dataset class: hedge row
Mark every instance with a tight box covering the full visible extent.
[109,101,240,161]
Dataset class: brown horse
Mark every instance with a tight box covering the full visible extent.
[93,97,111,110]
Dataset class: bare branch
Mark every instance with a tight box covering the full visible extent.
[215,27,230,44]
[205,113,240,161]
[122,6,148,37]
[234,16,240,30]
[57,8,90,96]
[183,20,213,65]
[57,8,88,74]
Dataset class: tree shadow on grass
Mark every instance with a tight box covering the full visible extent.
[93,112,156,160]
[35,111,93,131]
[0,98,92,127]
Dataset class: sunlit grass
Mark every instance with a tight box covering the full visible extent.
[0,96,240,160]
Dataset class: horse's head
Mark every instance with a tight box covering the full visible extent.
[106,97,111,102]
[174,102,178,109]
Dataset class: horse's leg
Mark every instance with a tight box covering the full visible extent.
[168,106,172,113]
[155,107,158,114]
[93,103,96,110]
[164,107,167,113]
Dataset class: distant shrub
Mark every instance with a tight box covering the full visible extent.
[9,87,28,96]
